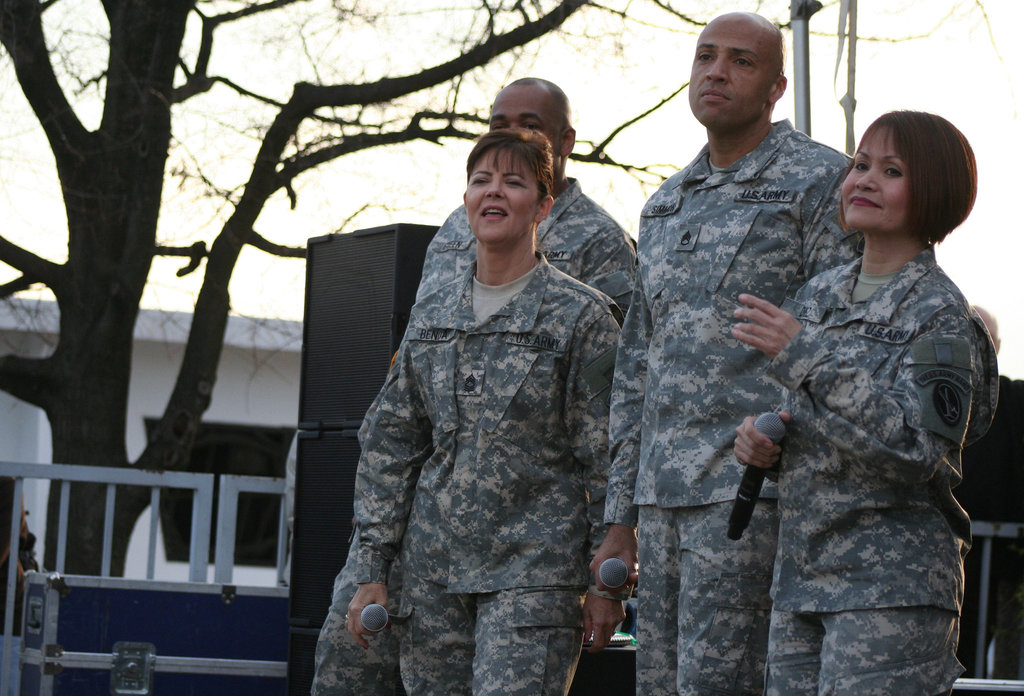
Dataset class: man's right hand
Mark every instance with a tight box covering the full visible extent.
[590,524,639,592]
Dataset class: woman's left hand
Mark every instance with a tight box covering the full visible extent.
[731,293,802,359]
[582,594,626,653]
[346,582,389,649]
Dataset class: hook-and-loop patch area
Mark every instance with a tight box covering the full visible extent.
[909,337,974,445]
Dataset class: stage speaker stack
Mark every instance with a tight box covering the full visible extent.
[287,223,437,696]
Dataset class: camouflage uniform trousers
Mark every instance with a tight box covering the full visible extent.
[637,500,778,696]
[311,530,402,696]
[765,606,962,696]
[397,571,586,696]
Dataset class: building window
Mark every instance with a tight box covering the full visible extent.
[145,419,294,567]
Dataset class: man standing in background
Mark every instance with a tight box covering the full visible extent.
[955,306,1024,678]
[593,13,859,695]
[416,77,636,315]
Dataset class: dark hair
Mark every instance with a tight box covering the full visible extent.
[841,110,977,246]
[466,128,554,201]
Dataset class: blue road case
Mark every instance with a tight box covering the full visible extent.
[18,571,288,696]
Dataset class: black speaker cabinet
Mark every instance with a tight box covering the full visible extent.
[286,627,320,696]
[569,645,636,694]
[289,429,363,628]
[298,224,438,430]
[288,223,436,696]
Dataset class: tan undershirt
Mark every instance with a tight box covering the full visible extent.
[472,265,538,322]
[852,269,898,303]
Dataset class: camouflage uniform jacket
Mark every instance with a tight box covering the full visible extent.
[769,249,999,613]
[605,121,858,525]
[354,257,620,594]
[416,179,636,311]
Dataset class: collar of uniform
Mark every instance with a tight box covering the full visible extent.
[449,204,471,238]
[682,119,795,186]
[819,248,938,325]
[793,260,857,323]
[431,255,551,332]
[420,269,476,329]
[855,247,937,323]
[538,178,581,240]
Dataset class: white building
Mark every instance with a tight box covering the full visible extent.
[0,298,302,586]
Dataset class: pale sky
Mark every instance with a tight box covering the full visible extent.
[1,1,1021,377]
[802,1,1024,380]
[564,0,1024,379]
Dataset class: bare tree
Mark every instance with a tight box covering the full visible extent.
[0,0,696,574]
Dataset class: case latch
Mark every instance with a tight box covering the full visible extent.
[111,641,155,695]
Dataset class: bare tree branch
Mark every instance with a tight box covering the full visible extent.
[0,236,64,292]
[589,81,688,159]
[157,241,208,277]
[206,0,306,23]
[0,276,41,299]
[248,231,306,258]
[276,0,589,109]
[0,0,93,164]
[277,118,480,194]
[640,0,705,27]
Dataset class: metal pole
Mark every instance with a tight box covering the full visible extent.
[844,0,858,154]
[791,0,823,135]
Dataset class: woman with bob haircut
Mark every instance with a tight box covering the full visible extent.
[729,110,999,695]
[344,127,625,695]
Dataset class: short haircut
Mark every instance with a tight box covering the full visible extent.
[466,128,554,201]
[745,13,785,78]
[843,110,977,246]
[503,77,572,131]
[707,13,785,78]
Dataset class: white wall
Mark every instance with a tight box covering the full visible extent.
[0,301,302,586]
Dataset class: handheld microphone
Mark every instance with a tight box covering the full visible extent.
[727,412,785,541]
[598,557,629,590]
[360,603,391,633]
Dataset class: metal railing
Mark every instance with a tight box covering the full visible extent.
[1,461,288,695]
[968,520,1024,681]
[214,472,290,585]
[6,463,1021,692]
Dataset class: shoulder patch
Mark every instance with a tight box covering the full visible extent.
[908,337,975,444]
[581,347,617,401]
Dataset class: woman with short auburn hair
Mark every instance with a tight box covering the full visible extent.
[345,127,625,695]
[837,110,978,248]
[731,111,999,695]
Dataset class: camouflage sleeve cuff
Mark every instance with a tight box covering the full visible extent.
[602,494,638,527]
[355,546,392,585]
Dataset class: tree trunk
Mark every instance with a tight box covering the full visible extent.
[21,0,195,574]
